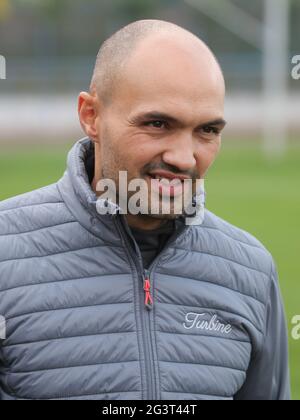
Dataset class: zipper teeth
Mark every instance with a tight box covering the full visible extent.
[113,216,155,400]
[113,215,188,401]
[142,293,154,400]
[142,221,188,400]
[144,271,157,400]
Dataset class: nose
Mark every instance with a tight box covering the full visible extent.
[162,133,196,173]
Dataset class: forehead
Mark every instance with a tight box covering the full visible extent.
[114,35,225,120]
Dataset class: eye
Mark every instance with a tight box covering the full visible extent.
[201,125,220,135]
[144,120,168,129]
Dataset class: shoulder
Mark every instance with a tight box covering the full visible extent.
[200,209,274,270]
[0,182,62,213]
[187,209,276,301]
[0,182,74,240]
[202,209,270,252]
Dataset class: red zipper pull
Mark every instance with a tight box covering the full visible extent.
[143,270,153,310]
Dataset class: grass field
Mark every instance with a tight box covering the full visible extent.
[0,141,299,400]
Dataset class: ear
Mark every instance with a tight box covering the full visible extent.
[78,91,101,143]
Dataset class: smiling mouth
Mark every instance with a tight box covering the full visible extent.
[146,174,188,198]
[147,173,182,184]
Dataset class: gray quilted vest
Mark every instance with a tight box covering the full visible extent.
[0,138,290,400]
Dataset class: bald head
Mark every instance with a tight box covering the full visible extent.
[90,19,224,104]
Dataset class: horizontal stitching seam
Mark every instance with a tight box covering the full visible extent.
[171,246,270,278]
[157,272,266,306]
[11,390,141,401]
[0,201,64,214]
[0,220,77,238]
[159,360,245,373]
[4,330,136,348]
[10,360,139,375]
[162,390,230,399]
[0,243,123,265]
[50,390,141,400]
[0,272,131,294]
[201,224,265,250]
[5,302,133,322]
[157,330,252,344]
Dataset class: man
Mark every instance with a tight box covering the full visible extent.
[0,20,290,400]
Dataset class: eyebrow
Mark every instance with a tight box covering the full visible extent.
[129,111,227,129]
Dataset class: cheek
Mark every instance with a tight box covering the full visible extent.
[128,150,154,176]
[103,140,151,177]
[123,138,162,173]
[195,142,221,174]
[101,125,128,168]
[100,134,125,178]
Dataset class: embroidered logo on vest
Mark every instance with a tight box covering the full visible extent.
[183,312,232,335]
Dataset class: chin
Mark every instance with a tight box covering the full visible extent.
[146,213,182,221]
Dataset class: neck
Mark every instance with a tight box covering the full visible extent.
[125,214,171,231]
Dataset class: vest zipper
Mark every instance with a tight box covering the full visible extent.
[143,269,153,310]
[113,216,156,400]
[113,214,188,400]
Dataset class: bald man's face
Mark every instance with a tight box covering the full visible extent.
[81,34,226,228]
